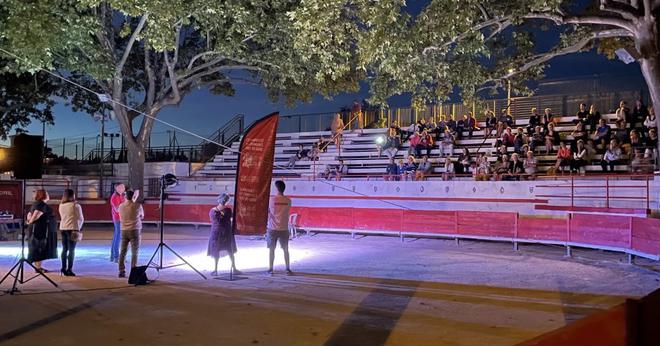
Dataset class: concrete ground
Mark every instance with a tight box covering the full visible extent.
[0,225,659,346]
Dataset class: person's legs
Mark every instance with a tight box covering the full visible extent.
[118,231,129,275]
[61,230,70,273]
[279,232,291,272]
[212,256,219,276]
[67,240,77,274]
[130,230,140,269]
[111,221,121,261]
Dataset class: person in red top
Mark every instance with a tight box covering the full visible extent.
[553,142,573,174]
[109,183,125,262]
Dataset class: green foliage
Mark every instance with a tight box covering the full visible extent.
[0,69,57,139]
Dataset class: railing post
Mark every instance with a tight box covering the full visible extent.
[605,176,610,208]
[513,213,519,251]
[646,176,650,210]
[565,213,572,257]
[570,176,574,207]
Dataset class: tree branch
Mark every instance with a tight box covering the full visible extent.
[116,13,149,75]
[422,16,512,56]
[502,29,633,80]
[526,13,635,33]
[599,0,641,21]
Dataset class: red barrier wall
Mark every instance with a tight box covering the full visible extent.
[40,201,660,260]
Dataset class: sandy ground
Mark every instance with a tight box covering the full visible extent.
[0,225,659,346]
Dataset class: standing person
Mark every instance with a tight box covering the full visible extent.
[26,189,57,273]
[330,113,344,154]
[58,189,84,276]
[266,181,292,275]
[109,183,125,263]
[207,193,239,276]
[351,100,363,134]
[586,104,601,131]
[118,190,143,278]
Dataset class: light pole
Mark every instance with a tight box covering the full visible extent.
[506,68,514,116]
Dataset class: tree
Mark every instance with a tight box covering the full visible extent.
[292,0,660,167]
[0,69,57,140]
[0,0,360,191]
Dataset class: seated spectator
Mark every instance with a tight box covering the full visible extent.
[643,106,657,134]
[544,122,560,155]
[494,155,510,181]
[570,121,587,152]
[438,129,455,157]
[571,140,587,175]
[287,144,310,168]
[594,119,612,151]
[601,140,622,172]
[586,104,601,131]
[319,164,330,179]
[484,110,497,137]
[316,137,328,153]
[407,132,420,156]
[646,128,657,157]
[501,127,515,147]
[615,100,630,129]
[507,153,524,181]
[542,108,555,129]
[554,142,572,174]
[327,159,348,181]
[513,127,526,154]
[396,159,406,179]
[495,144,508,161]
[415,156,433,181]
[614,121,630,145]
[523,151,538,180]
[527,108,541,135]
[415,129,434,158]
[456,114,467,139]
[384,159,399,181]
[390,121,405,142]
[401,156,417,181]
[529,126,544,154]
[499,109,514,128]
[474,156,491,181]
[435,115,448,138]
[442,157,455,181]
[575,103,588,124]
[467,112,479,139]
[455,148,471,175]
[632,99,648,131]
[629,129,645,154]
[378,127,400,159]
[641,150,654,173]
[446,115,457,133]
[414,118,428,134]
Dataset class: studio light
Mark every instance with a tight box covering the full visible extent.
[375,136,385,145]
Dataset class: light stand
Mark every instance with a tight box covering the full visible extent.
[0,180,58,294]
[146,174,206,279]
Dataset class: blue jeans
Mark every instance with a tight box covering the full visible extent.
[111,221,121,260]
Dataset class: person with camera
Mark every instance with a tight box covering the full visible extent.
[58,189,84,276]
[118,189,143,278]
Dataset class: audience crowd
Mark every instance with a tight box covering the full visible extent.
[284,99,657,181]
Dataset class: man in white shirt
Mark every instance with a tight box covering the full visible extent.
[118,189,143,278]
[266,180,292,275]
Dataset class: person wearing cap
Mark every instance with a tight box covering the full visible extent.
[207,193,239,276]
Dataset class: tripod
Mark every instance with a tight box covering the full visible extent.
[146,175,206,279]
[0,180,58,294]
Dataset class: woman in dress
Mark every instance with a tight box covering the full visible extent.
[59,189,84,276]
[207,193,239,276]
[27,189,57,273]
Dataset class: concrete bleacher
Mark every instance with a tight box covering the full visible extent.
[195,112,636,179]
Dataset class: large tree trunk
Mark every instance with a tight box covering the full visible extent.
[639,56,660,171]
[125,138,145,196]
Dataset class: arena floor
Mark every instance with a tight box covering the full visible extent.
[1,225,659,346]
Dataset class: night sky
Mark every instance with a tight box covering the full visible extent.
[18,1,646,148]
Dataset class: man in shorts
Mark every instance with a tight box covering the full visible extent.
[266,180,292,275]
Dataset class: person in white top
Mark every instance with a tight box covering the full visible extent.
[58,189,84,276]
[266,180,292,275]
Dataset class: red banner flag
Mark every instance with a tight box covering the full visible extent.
[232,112,279,235]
